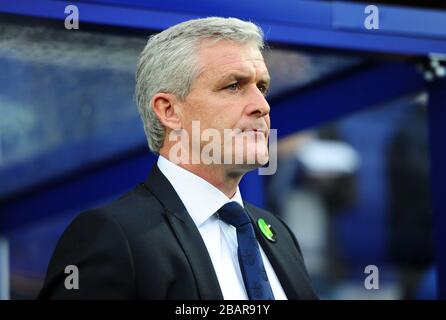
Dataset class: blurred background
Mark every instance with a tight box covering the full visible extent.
[1,0,446,300]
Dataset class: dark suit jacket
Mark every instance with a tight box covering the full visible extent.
[38,165,318,299]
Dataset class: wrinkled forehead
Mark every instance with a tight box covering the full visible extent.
[195,39,269,81]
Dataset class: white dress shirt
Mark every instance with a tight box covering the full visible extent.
[157,156,287,300]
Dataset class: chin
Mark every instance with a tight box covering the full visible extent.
[247,142,269,164]
[230,143,269,169]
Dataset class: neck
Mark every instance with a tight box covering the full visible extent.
[182,163,244,198]
[159,151,243,198]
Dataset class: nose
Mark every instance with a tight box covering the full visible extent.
[245,84,270,118]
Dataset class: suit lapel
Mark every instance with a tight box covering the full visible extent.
[143,165,223,300]
[244,203,317,300]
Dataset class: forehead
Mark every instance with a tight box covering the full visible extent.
[196,39,269,79]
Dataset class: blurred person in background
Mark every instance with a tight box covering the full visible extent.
[268,127,359,295]
[386,95,434,299]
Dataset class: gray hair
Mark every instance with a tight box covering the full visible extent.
[135,17,265,153]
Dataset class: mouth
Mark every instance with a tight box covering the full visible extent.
[242,128,266,134]
[241,128,268,139]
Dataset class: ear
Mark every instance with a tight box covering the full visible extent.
[151,93,182,130]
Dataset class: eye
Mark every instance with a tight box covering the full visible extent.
[225,82,240,91]
[257,84,268,95]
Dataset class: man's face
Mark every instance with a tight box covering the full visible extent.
[178,39,271,172]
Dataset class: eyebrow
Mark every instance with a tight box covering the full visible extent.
[217,72,271,88]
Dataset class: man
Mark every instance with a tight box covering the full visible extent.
[38,17,317,300]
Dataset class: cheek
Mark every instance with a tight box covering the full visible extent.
[265,115,271,128]
[208,105,239,130]
[188,94,241,130]
[225,103,246,124]
[183,103,213,129]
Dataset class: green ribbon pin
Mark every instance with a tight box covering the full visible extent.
[257,218,276,242]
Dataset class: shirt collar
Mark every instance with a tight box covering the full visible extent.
[157,155,244,227]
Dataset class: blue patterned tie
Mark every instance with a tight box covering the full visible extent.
[218,201,275,300]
